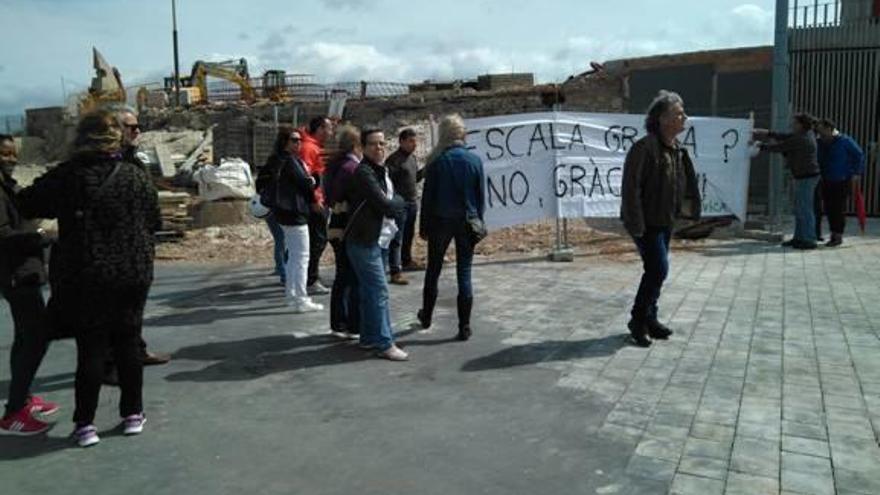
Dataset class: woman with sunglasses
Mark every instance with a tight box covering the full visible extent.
[260,126,323,313]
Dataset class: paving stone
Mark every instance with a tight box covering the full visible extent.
[730,437,779,478]
[677,455,728,480]
[781,435,829,458]
[834,466,880,494]
[782,419,828,441]
[736,421,781,442]
[781,452,834,495]
[683,437,732,460]
[724,472,779,495]
[634,437,685,462]
[670,473,725,495]
[625,454,678,483]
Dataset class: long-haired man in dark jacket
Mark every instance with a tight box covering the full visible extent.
[0,134,58,436]
[620,91,701,347]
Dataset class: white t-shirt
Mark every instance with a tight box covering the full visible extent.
[377,172,398,249]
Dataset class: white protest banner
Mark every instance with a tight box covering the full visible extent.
[463,112,752,230]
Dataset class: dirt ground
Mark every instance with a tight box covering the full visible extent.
[155,219,651,266]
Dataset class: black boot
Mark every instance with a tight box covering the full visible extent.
[456,295,473,341]
[647,320,673,340]
[418,287,437,329]
[627,319,652,347]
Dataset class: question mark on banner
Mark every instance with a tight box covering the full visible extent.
[722,129,739,163]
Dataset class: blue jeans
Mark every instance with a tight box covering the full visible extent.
[389,202,418,273]
[423,217,475,300]
[631,227,671,323]
[265,214,285,281]
[793,176,819,244]
[346,241,395,351]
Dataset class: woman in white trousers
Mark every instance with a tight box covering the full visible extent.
[261,126,323,313]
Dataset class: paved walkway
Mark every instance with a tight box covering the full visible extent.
[2,221,880,494]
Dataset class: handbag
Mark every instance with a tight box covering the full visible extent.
[466,214,488,245]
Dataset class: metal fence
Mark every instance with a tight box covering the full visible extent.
[789,4,880,215]
[206,75,409,103]
[0,114,25,135]
[790,0,879,29]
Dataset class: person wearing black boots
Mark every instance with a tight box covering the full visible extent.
[417,115,485,341]
[620,91,701,347]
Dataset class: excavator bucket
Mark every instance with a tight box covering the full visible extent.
[91,47,123,93]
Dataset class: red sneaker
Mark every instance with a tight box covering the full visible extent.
[0,408,52,436]
[27,395,59,417]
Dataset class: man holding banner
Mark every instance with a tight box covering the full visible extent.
[620,91,701,347]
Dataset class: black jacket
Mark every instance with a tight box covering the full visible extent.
[0,172,46,290]
[342,158,405,246]
[18,153,160,289]
[620,134,702,238]
[258,153,317,226]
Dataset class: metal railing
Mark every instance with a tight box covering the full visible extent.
[0,114,25,135]
[790,0,879,29]
[206,75,410,103]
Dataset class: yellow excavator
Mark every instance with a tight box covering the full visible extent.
[78,47,126,114]
[262,70,289,102]
[187,58,256,105]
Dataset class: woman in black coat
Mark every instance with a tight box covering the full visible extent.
[17,109,160,447]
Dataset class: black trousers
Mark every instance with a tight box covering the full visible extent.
[73,288,146,425]
[307,208,329,286]
[822,179,850,235]
[814,180,824,239]
[329,239,359,334]
[2,285,51,417]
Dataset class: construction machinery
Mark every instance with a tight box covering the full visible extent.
[262,70,288,102]
[186,58,256,105]
[78,47,126,114]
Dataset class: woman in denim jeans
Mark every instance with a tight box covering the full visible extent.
[417,115,486,341]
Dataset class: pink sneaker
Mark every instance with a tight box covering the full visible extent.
[0,408,51,436]
[27,395,59,417]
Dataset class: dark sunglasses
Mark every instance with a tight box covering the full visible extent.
[124,123,140,131]
[290,137,302,143]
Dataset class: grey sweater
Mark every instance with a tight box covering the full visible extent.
[763,130,820,179]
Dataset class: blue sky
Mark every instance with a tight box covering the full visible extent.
[0,0,776,115]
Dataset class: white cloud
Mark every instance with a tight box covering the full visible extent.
[293,42,407,81]
[732,4,774,26]
[320,0,369,10]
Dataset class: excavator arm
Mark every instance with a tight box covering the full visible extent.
[190,59,256,105]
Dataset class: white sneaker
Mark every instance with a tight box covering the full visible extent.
[329,330,349,339]
[377,345,409,361]
[72,424,100,447]
[307,281,330,295]
[292,300,324,313]
[122,413,146,435]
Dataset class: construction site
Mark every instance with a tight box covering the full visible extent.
[8,45,765,262]
[8,0,880,264]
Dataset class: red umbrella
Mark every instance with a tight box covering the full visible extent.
[854,182,867,234]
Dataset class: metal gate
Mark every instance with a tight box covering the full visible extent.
[789,0,880,214]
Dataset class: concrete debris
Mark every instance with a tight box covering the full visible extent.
[137,129,212,179]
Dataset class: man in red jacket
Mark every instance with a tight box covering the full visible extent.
[299,116,334,295]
